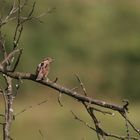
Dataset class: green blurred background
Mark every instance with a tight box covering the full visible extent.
[0,0,140,139]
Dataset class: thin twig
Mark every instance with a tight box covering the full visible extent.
[38,129,45,140]
[15,99,47,117]
[27,2,36,18]
[1,48,22,66]
[0,34,7,60]
[0,0,27,27]
[71,111,96,131]
[58,92,63,107]
[75,74,87,96]
[121,112,140,135]
[89,106,114,116]
[83,102,102,139]
[10,48,23,72]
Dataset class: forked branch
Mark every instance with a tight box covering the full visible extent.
[0,1,139,140]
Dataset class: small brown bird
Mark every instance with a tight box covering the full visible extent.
[36,57,54,81]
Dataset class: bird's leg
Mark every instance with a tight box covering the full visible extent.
[44,77,49,82]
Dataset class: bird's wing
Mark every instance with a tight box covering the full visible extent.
[36,60,50,81]
[36,69,44,80]
[36,62,43,75]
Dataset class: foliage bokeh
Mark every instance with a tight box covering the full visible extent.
[1,0,139,100]
[0,0,140,139]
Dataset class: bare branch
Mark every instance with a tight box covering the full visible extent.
[0,1,139,140]
[71,111,96,131]
[121,112,140,135]
[36,7,56,19]
[0,0,28,27]
[13,25,23,49]
[0,34,7,60]
[122,99,129,113]
[58,92,63,107]
[71,111,138,140]
[10,48,23,72]
[88,106,114,116]
[20,7,56,24]
[0,70,126,113]
[27,2,36,18]
[13,1,35,49]
[75,74,87,96]
[71,86,78,91]
[38,129,45,140]
[3,75,14,140]
[1,48,22,70]
[81,102,139,140]
[15,99,47,117]
[83,102,102,139]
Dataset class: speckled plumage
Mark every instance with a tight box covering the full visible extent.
[36,57,54,81]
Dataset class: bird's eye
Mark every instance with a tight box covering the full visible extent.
[41,62,44,66]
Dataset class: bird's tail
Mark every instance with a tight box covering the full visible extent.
[36,75,43,81]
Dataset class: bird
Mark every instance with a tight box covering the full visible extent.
[36,57,54,81]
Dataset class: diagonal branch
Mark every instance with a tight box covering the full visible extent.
[0,69,125,113]
[10,48,23,72]
[0,0,28,27]
[15,99,47,117]
[75,74,87,96]
[1,48,22,65]
[1,69,139,139]
[120,112,140,135]
[71,110,138,140]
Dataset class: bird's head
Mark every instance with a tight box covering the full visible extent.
[43,57,55,63]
